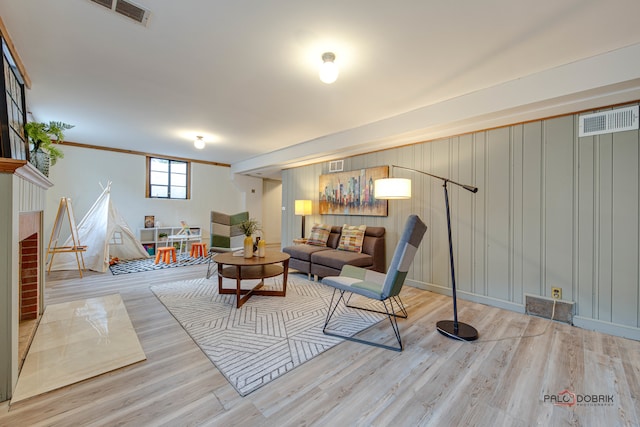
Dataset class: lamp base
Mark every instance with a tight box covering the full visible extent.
[436,320,478,341]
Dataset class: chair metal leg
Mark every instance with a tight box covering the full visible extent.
[205,251,217,279]
[344,294,408,319]
[323,288,344,331]
[382,298,402,350]
[323,289,404,352]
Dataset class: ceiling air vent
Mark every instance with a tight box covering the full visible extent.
[579,106,639,137]
[88,0,151,26]
[329,160,344,173]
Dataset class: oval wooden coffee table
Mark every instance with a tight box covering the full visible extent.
[215,251,290,308]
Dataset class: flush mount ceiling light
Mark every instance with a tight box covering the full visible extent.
[194,135,205,149]
[319,52,338,84]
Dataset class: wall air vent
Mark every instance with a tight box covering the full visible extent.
[329,160,344,173]
[88,0,151,26]
[579,105,639,137]
[90,0,113,8]
[115,0,150,24]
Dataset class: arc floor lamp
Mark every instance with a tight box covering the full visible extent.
[375,165,479,341]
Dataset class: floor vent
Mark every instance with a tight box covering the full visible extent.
[525,294,574,324]
[579,105,639,137]
[88,0,151,26]
[329,160,343,173]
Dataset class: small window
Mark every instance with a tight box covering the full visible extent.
[146,157,190,199]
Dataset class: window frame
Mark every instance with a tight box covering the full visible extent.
[145,156,191,199]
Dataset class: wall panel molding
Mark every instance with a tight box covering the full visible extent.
[283,102,640,339]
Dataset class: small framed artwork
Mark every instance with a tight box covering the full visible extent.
[144,215,155,228]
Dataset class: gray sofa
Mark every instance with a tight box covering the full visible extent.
[283,225,386,279]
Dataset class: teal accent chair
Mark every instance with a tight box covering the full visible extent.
[321,215,427,351]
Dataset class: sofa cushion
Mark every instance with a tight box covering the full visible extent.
[363,226,385,238]
[337,224,367,253]
[306,223,332,246]
[288,258,311,274]
[311,249,373,270]
[283,244,332,262]
[327,226,342,249]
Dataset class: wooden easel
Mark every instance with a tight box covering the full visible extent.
[46,197,87,277]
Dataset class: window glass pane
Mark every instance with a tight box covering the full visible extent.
[151,185,168,198]
[172,161,187,174]
[171,186,186,199]
[150,170,168,185]
[171,172,186,186]
[148,157,189,199]
[150,158,169,172]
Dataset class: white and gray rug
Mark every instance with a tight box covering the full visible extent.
[150,275,385,396]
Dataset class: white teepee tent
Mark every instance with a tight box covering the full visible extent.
[50,182,149,272]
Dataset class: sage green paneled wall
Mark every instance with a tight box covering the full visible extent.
[282,106,640,339]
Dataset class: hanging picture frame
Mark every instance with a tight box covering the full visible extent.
[318,166,388,216]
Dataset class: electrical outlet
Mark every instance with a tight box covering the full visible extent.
[551,287,562,300]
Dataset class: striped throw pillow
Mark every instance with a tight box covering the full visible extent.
[306,223,332,246]
[337,224,367,253]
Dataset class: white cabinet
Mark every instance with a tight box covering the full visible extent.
[139,226,201,255]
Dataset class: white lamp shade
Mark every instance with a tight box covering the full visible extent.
[294,199,312,215]
[374,178,411,199]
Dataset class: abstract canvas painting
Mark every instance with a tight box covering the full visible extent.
[318,166,388,216]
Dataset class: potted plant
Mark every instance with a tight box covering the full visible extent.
[239,219,261,258]
[25,120,74,176]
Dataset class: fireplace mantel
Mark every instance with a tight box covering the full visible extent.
[0,158,25,173]
[0,159,53,189]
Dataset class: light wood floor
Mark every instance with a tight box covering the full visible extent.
[1,264,638,426]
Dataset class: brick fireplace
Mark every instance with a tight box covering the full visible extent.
[19,214,41,321]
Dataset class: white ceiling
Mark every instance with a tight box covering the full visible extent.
[3,0,640,179]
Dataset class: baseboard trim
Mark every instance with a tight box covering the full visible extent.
[406,280,640,341]
[405,279,524,313]
[573,316,640,341]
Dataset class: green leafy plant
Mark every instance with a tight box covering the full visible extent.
[25,121,74,166]
[239,219,261,236]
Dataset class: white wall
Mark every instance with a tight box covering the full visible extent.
[45,145,257,245]
[262,179,282,245]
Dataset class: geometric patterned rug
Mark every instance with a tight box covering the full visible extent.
[109,253,210,275]
[150,274,386,396]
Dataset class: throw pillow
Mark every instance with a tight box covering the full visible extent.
[337,224,367,253]
[306,223,332,246]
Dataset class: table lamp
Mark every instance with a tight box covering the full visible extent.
[294,199,312,239]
